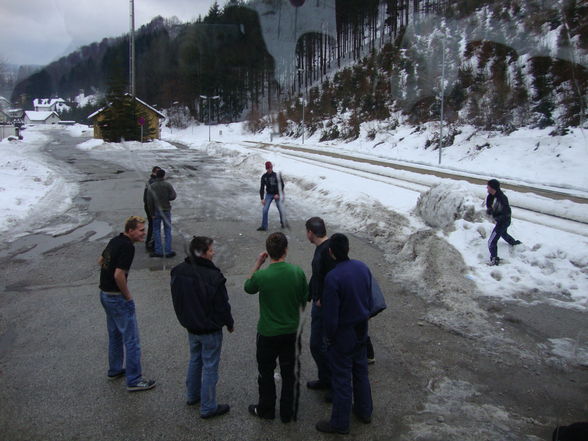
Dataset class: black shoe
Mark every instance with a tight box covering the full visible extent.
[256,227,267,231]
[280,414,292,424]
[489,257,500,266]
[107,369,125,380]
[164,251,176,258]
[353,408,372,424]
[248,404,275,420]
[315,420,349,434]
[186,398,200,406]
[307,380,329,390]
[150,252,163,258]
[201,404,230,419]
[512,240,522,246]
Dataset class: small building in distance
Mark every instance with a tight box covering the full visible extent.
[24,111,61,125]
[87,94,165,141]
[33,98,70,113]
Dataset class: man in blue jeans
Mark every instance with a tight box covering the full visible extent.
[171,236,234,419]
[257,161,286,231]
[98,216,156,392]
[146,168,177,258]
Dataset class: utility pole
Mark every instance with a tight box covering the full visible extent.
[129,0,136,98]
[200,95,220,142]
[438,30,446,165]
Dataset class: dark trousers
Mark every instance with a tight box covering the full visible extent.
[256,332,296,420]
[327,326,373,431]
[144,205,154,250]
[310,303,330,386]
[488,219,516,258]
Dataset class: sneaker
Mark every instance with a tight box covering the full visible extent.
[127,378,156,392]
[150,252,163,258]
[512,240,522,246]
[256,227,267,231]
[164,251,176,258]
[107,369,125,380]
[248,404,275,420]
[306,380,329,390]
[201,404,230,419]
[489,257,500,266]
[315,420,350,435]
[186,398,200,406]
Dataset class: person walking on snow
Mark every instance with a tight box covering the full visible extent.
[485,179,521,266]
[257,161,286,231]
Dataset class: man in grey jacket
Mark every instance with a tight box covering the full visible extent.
[146,168,177,258]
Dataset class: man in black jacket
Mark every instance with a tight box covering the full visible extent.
[485,179,521,266]
[170,236,234,419]
[257,161,286,231]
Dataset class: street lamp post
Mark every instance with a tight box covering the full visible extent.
[297,68,305,144]
[200,95,220,142]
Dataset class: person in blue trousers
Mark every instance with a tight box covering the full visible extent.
[170,236,234,419]
[146,168,177,258]
[316,233,373,434]
[257,161,286,231]
[98,216,156,392]
[485,179,521,266]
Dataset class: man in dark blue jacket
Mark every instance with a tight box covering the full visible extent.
[485,179,521,266]
[316,233,373,434]
[170,236,234,419]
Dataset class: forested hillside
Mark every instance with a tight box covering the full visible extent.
[11,0,588,139]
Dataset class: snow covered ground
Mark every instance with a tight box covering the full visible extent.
[1,122,587,313]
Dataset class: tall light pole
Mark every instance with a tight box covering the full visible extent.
[438,30,446,165]
[200,95,220,142]
[298,68,305,144]
[129,0,135,98]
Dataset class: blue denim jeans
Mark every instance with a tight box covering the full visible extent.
[187,331,223,416]
[153,210,173,255]
[261,193,284,230]
[100,291,142,386]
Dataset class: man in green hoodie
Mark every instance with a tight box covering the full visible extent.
[244,232,307,423]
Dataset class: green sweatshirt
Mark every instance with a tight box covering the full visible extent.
[244,261,308,337]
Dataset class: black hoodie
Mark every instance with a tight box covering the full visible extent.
[170,256,234,334]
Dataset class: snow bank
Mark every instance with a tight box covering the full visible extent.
[0,128,77,238]
[416,183,484,228]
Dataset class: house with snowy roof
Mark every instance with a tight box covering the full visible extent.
[24,111,61,125]
[87,94,165,141]
[33,98,70,113]
[0,96,10,111]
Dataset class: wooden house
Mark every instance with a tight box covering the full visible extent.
[87,94,165,141]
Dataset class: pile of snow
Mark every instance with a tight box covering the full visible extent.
[77,138,176,151]
[416,183,483,228]
[0,128,77,237]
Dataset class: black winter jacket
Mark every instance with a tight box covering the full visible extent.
[485,189,512,223]
[170,257,234,334]
[259,171,284,199]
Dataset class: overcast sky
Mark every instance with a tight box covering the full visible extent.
[0,0,215,66]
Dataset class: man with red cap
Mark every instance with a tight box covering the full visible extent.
[257,161,286,231]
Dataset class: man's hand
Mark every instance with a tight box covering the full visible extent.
[273,194,279,200]
[261,199,265,206]
[255,252,268,268]
[227,326,234,333]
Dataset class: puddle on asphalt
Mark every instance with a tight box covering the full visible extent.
[0,220,112,260]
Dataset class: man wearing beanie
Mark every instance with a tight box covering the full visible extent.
[257,161,286,231]
[485,179,521,265]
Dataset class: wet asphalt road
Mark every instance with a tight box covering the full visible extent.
[0,129,586,441]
